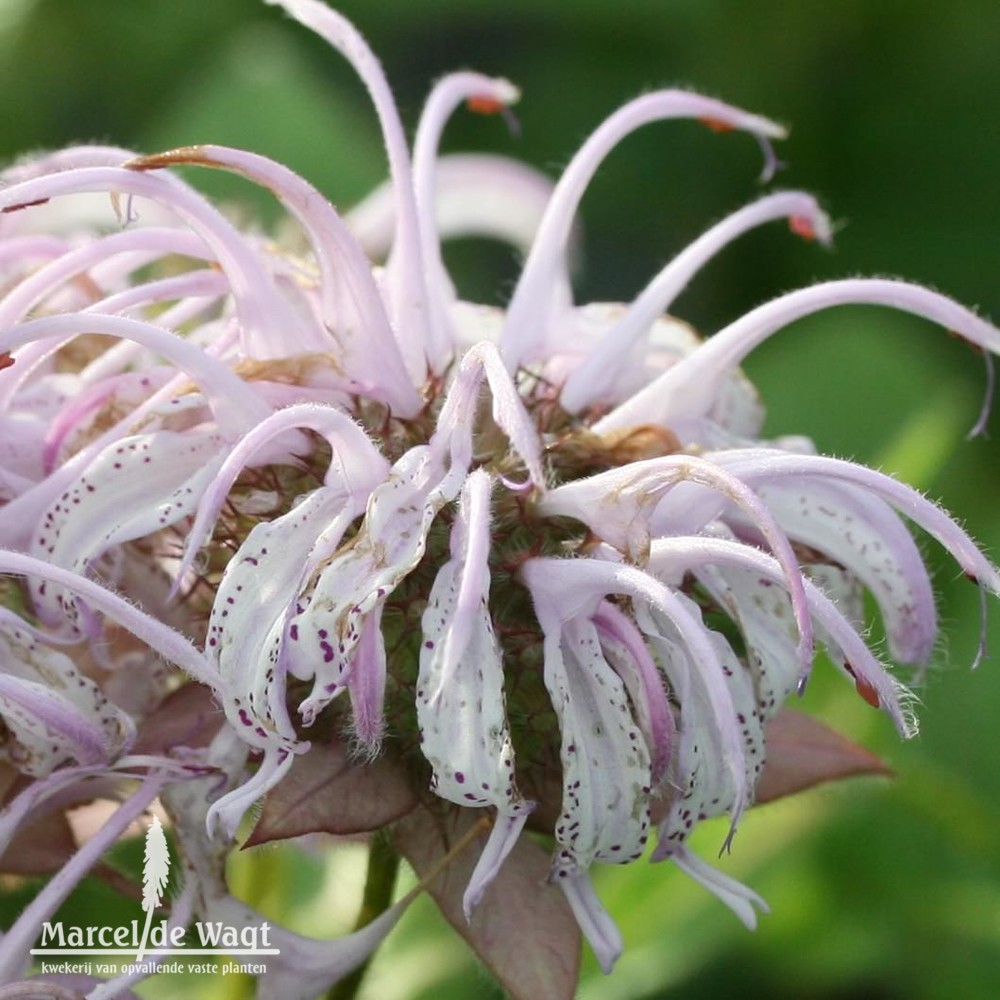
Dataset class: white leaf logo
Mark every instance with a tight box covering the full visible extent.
[136,814,169,960]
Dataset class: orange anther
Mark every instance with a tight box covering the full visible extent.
[466,94,506,115]
[0,352,13,371]
[699,116,735,133]
[789,215,816,241]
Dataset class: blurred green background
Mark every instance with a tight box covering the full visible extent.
[2,0,999,998]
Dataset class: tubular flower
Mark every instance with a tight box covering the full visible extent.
[0,0,998,991]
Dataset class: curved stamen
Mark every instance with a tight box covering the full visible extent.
[561,191,831,412]
[266,0,432,382]
[500,90,786,370]
[412,72,520,371]
[597,279,1000,432]
[969,349,995,439]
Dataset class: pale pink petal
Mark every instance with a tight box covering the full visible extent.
[347,153,559,258]
[647,536,918,736]
[558,874,623,975]
[598,279,1000,432]
[593,601,673,783]
[666,844,769,930]
[416,471,533,915]
[502,90,785,370]
[267,0,433,381]
[0,616,133,775]
[561,191,831,412]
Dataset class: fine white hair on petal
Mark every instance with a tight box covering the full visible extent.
[538,452,814,675]
[646,536,919,737]
[711,448,1000,594]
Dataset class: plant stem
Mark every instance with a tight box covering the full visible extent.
[327,835,401,1000]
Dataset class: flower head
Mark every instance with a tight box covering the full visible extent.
[1,0,998,993]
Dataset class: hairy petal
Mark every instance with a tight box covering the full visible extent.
[647,536,918,736]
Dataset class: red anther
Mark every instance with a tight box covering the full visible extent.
[1,197,50,214]
[843,661,881,709]
[699,116,735,133]
[854,676,882,709]
[466,94,506,115]
[789,215,816,241]
[0,352,12,371]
